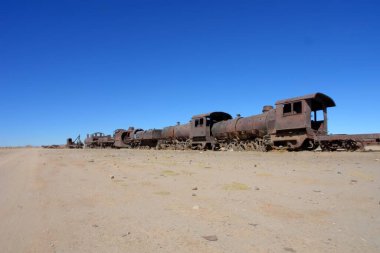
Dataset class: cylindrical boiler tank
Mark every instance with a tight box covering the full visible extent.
[212,110,275,140]
[234,114,267,139]
[173,123,190,140]
[161,123,190,140]
[211,117,241,140]
[161,126,175,139]
[136,129,162,140]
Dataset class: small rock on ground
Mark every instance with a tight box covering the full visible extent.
[202,235,218,241]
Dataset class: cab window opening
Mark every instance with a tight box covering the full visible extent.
[293,102,302,114]
[206,117,211,126]
[283,103,292,114]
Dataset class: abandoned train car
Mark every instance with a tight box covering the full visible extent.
[85,93,380,151]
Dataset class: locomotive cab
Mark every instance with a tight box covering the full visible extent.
[272,93,335,149]
[190,112,232,149]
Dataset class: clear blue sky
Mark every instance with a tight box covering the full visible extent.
[1,0,379,146]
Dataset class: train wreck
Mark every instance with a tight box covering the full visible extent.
[76,93,380,152]
[42,135,83,149]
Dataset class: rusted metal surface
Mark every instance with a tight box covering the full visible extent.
[318,134,380,151]
[275,93,336,107]
[43,135,83,149]
[211,108,275,141]
[190,112,232,149]
[133,129,162,148]
[84,132,114,148]
[208,93,337,151]
[173,123,190,140]
[161,126,175,140]
[235,114,269,139]
[262,105,274,113]
[157,123,191,150]
[113,127,143,148]
[78,93,379,152]
[269,93,336,149]
[66,135,83,149]
[113,129,128,148]
[211,108,276,151]
[135,129,161,140]
[161,124,190,140]
[211,117,241,140]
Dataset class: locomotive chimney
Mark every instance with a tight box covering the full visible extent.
[262,105,274,113]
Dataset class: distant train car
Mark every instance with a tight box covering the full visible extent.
[84,132,114,148]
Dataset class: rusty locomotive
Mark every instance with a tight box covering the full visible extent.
[84,93,380,151]
[84,132,114,148]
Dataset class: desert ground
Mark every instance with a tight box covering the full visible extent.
[0,148,379,253]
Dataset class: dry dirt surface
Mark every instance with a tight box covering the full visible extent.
[0,148,379,253]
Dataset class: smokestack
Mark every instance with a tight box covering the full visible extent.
[262,105,274,113]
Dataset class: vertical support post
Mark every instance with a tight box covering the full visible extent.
[323,108,328,134]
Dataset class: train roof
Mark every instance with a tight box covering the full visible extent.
[192,112,232,121]
[275,93,336,108]
[91,132,105,136]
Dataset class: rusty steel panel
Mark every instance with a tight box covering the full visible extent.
[191,112,232,121]
[134,131,144,140]
[84,132,114,148]
[235,114,267,139]
[114,129,128,147]
[161,126,175,139]
[190,112,232,141]
[275,93,335,108]
[318,134,380,142]
[212,108,274,141]
[64,92,380,152]
[98,135,114,145]
[66,135,83,149]
[211,117,241,139]
[135,129,162,140]
[173,123,190,140]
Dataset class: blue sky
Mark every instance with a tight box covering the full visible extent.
[1,0,379,146]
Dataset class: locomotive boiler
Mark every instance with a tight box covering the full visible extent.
[158,122,191,149]
[211,106,276,151]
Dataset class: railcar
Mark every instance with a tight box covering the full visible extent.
[84,93,380,151]
[84,132,114,148]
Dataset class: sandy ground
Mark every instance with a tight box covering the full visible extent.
[0,148,379,253]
